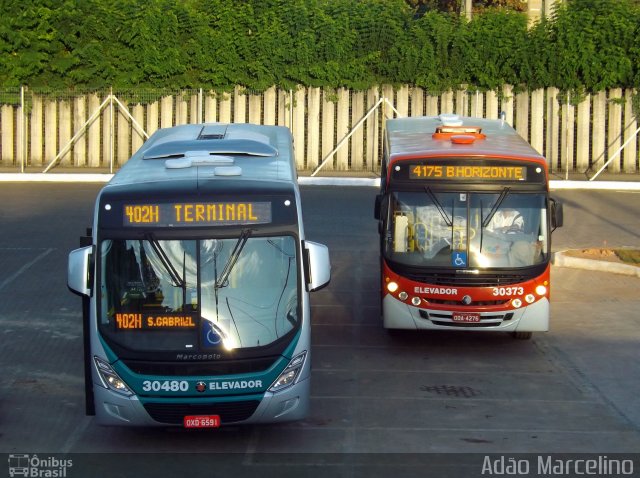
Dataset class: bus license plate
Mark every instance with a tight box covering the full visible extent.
[184,415,220,428]
[452,312,480,323]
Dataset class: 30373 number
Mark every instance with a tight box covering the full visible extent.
[492,287,524,297]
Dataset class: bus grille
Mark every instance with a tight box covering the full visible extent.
[427,298,510,306]
[403,271,531,287]
[143,400,260,424]
[121,356,277,376]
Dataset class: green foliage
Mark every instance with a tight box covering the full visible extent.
[614,248,640,265]
[547,0,639,93]
[459,10,528,90]
[406,11,464,92]
[0,0,639,93]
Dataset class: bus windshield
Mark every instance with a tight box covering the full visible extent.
[384,191,549,269]
[99,235,299,352]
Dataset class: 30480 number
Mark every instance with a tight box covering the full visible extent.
[142,380,189,392]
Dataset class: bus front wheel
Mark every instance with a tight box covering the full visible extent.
[512,331,532,340]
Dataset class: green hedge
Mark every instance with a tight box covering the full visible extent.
[1,0,639,94]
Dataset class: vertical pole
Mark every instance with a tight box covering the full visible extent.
[20,86,25,172]
[198,88,203,124]
[623,89,638,173]
[565,91,570,180]
[530,89,545,154]
[289,90,293,129]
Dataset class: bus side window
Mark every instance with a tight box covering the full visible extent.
[394,214,409,253]
[413,223,429,252]
[121,247,146,305]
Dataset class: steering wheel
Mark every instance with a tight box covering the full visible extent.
[509,213,523,226]
[505,213,523,234]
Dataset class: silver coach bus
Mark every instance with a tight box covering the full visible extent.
[68,123,330,427]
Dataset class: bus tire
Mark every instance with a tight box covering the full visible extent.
[386,328,406,339]
[512,331,532,340]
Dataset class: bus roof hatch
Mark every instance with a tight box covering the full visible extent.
[433,125,486,141]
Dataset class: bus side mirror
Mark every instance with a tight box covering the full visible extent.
[374,193,388,220]
[68,246,93,296]
[304,241,331,292]
[550,197,563,231]
[374,194,382,220]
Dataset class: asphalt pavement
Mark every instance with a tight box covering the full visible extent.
[0,180,639,478]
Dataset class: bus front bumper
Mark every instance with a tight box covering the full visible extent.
[93,376,310,427]
[383,295,549,332]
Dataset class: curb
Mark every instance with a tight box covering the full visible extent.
[553,251,640,277]
[0,173,115,183]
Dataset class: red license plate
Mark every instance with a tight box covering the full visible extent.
[184,415,220,428]
[452,312,481,323]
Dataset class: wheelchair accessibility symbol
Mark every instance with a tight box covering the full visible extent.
[202,322,222,347]
[452,251,467,268]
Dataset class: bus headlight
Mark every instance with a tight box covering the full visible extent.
[398,291,408,301]
[269,351,307,393]
[387,281,399,293]
[94,357,133,396]
[535,285,547,296]
[525,294,536,304]
[511,298,523,308]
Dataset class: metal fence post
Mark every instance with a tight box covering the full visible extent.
[109,87,114,173]
[20,86,25,172]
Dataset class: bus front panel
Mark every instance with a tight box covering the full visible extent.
[89,191,313,426]
[379,188,553,335]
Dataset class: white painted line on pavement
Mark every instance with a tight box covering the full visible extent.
[549,180,640,191]
[0,248,55,292]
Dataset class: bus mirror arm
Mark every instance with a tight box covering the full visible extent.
[550,197,564,231]
[304,241,331,292]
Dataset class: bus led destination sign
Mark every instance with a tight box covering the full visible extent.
[123,201,272,227]
[409,164,527,181]
[115,313,197,330]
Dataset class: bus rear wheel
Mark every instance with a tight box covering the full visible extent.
[512,331,532,340]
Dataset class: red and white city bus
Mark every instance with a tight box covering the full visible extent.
[375,114,563,339]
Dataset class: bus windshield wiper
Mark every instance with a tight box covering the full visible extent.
[482,187,511,228]
[480,188,510,253]
[425,187,452,227]
[145,233,187,308]
[479,201,485,252]
[215,229,252,289]
[144,233,185,289]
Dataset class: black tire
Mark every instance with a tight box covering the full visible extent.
[512,331,532,340]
